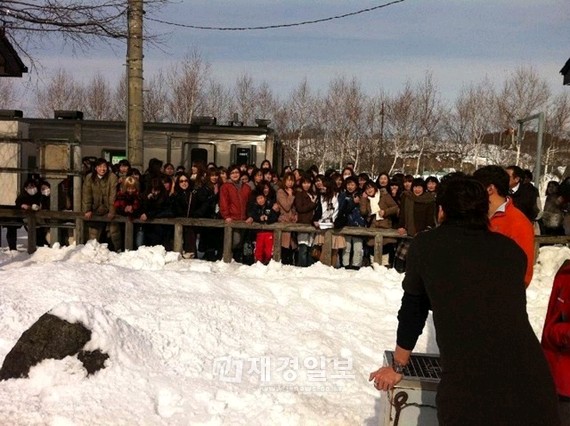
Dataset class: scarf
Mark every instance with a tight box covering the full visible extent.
[369,191,382,218]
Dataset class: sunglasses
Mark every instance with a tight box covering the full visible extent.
[179,179,189,183]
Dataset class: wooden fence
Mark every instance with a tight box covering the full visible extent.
[1,208,569,266]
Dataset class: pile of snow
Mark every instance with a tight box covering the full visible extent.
[0,241,568,425]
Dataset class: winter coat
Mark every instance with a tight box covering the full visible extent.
[542,259,570,398]
[171,188,195,218]
[510,182,539,222]
[542,194,564,230]
[82,172,118,216]
[141,190,174,219]
[398,191,436,236]
[314,194,339,224]
[294,190,317,224]
[247,201,279,225]
[360,188,399,245]
[219,181,251,220]
[192,184,219,219]
[336,189,367,228]
[114,190,142,218]
[489,199,534,287]
[276,188,297,249]
[400,224,559,425]
[15,190,42,210]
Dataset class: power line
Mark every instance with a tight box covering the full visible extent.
[146,0,406,31]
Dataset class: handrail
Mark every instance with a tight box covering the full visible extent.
[1,208,568,266]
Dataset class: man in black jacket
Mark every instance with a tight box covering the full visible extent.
[506,165,539,222]
[369,174,559,425]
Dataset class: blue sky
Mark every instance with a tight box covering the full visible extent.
[16,0,570,103]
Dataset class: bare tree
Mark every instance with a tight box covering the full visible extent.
[445,79,496,171]
[0,0,167,67]
[165,51,210,123]
[0,78,19,109]
[84,72,113,120]
[321,77,366,170]
[496,66,551,165]
[233,73,256,125]
[110,72,127,120]
[255,81,278,120]
[544,92,570,175]
[144,71,168,122]
[384,82,416,174]
[364,91,389,175]
[286,78,315,168]
[34,68,83,118]
[413,72,443,174]
[202,80,232,123]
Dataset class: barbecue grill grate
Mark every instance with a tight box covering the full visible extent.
[385,351,441,382]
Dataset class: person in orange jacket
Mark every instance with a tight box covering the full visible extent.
[474,165,534,287]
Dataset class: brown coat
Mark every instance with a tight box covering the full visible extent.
[294,190,317,224]
[360,188,399,245]
[277,188,297,248]
[398,192,436,236]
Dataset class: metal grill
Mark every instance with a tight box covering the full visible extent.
[385,351,441,382]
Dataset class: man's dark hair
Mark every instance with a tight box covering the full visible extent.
[506,165,525,181]
[437,174,489,230]
[412,177,426,191]
[473,165,510,197]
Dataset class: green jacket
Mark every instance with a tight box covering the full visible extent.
[82,172,118,215]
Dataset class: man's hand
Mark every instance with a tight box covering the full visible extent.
[84,211,93,220]
[246,217,254,224]
[369,367,403,391]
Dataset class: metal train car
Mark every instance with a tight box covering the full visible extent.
[1,110,280,169]
[0,110,281,205]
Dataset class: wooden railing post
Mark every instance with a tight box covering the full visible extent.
[373,234,384,265]
[272,229,282,262]
[27,212,37,254]
[321,230,333,266]
[75,217,84,245]
[124,221,134,251]
[223,224,233,263]
[173,223,183,253]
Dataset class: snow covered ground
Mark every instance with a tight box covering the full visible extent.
[0,236,568,425]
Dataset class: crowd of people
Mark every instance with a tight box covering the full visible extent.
[6,158,570,272]
[78,157,446,268]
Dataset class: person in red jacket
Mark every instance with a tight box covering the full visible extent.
[542,259,570,425]
[219,164,253,262]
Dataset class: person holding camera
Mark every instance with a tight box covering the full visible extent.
[247,190,280,265]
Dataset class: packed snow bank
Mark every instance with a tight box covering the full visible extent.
[0,241,567,425]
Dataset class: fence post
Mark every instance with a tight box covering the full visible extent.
[174,223,183,253]
[223,224,233,263]
[124,220,134,251]
[273,229,282,262]
[27,212,37,254]
[75,217,84,245]
[321,230,333,266]
[374,234,384,265]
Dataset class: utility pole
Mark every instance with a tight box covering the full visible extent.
[379,101,385,171]
[126,0,144,172]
